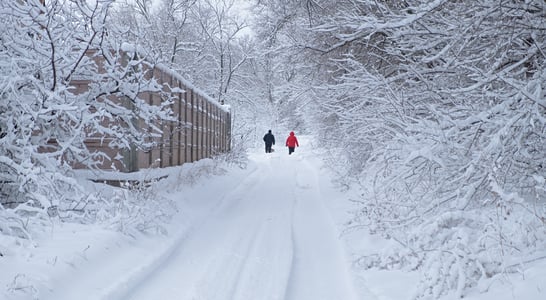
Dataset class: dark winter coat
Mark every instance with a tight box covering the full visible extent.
[285,131,299,148]
[263,132,275,145]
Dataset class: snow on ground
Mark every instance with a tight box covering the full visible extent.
[1,136,545,300]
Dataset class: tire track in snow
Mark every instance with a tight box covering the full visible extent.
[227,157,296,300]
[186,221,265,300]
[214,155,296,300]
[284,156,360,300]
[283,178,300,300]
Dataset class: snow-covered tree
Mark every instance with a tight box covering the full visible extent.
[248,0,336,132]
[0,0,172,235]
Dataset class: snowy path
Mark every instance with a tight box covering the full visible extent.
[119,148,359,300]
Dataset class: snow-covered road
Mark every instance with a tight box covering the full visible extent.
[121,147,359,300]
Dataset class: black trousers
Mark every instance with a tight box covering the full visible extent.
[265,143,273,153]
[288,147,295,155]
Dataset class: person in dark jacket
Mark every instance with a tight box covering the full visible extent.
[263,130,275,153]
[285,131,299,155]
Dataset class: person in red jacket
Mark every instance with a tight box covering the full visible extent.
[285,131,299,155]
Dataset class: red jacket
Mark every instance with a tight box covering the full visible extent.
[285,132,299,147]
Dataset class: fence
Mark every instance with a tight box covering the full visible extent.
[70,50,231,173]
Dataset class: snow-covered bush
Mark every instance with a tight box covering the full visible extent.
[342,1,546,296]
[93,179,176,237]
